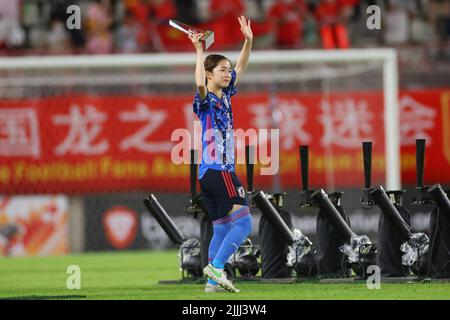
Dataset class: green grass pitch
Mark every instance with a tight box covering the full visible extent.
[0,250,449,300]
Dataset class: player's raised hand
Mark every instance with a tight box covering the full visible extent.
[238,15,253,42]
[188,30,204,51]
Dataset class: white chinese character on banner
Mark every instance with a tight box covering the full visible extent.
[119,103,172,153]
[399,96,436,146]
[277,100,311,149]
[0,108,40,157]
[249,103,271,140]
[53,105,109,156]
[319,98,373,148]
[249,100,311,149]
[249,103,275,148]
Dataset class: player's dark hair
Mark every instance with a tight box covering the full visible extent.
[204,54,232,85]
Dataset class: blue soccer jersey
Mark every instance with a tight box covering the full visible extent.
[193,69,238,179]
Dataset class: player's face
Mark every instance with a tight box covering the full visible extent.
[211,60,233,89]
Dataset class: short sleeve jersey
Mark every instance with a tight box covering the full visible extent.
[193,69,238,179]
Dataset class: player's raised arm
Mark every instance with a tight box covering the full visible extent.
[189,31,207,100]
[235,15,253,86]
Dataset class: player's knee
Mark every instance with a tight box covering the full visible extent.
[234,208,252,236]
[243,214,252,235]
[213,222,229,234]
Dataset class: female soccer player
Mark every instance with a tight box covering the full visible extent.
[189,15,253,293]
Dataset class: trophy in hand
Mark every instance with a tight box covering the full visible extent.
[169,19,214,50]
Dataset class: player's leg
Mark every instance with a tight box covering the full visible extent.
[210,204,252,271]
[206,220,232,286]
[203,171,251,292]
[199,170,236,291]
[204,205,251,293]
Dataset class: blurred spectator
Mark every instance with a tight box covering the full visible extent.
[269,0,308,49]
[173,0,199,25]
[46,20,72,55]
[209,0,245,50]
[348,0,383,47]
[244,0,273,50]
[115,9,143,53]
[49,0,86,53]
[125,0,153,51]
[126,0,176,52]
[148,0,177,51]
[0,0,25,51]
[247,0,266,20]
[384,0,410,45]
[411,12,434,44]
[303,11,320,47]
[315,0,358,49]
[149,0,177,25]
[0,0,449,55]
[430,0,450,41]
[85,0,113,54]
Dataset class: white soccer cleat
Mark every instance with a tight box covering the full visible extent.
[203,264,240,293]
[204,282,226,293]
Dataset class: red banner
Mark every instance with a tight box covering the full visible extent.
[399,89,450,186]
[0,89,449,194]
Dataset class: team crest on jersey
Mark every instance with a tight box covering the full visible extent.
[237,186,246,198]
